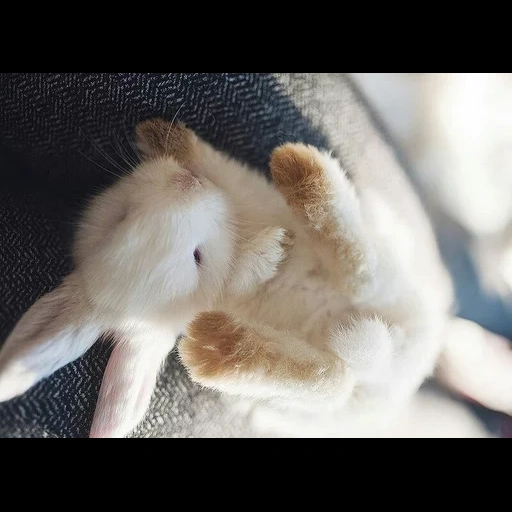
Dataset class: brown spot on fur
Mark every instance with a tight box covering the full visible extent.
[271,144,368,294]
[179,312,332,385]
[136,119,195,165]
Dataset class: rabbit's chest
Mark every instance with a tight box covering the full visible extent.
[232,267,351,342]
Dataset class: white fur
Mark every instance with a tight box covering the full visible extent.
[0,120,502,438]
[240,389,492,438]
[228,227,291,297]
[181,135,455,430]
[76,158,234,318]
[378,390,492,439]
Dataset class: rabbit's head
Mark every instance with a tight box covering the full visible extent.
[0,119,237,437]
[76,120,235,323]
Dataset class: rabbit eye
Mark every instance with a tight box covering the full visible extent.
[194,248,202,266]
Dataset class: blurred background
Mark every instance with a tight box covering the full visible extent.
[350,73,512,436]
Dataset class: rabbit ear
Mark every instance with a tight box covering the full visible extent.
[136,118,196,165]
[437,318,512,415]
[89,327,176,439]
[0,274,102,403]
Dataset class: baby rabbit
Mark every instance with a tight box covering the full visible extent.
[0,118,508,438]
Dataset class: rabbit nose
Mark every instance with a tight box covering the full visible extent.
[171,170,202,191]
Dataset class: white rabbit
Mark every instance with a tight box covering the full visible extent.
[0,119,509,438]
[162,121,510,435]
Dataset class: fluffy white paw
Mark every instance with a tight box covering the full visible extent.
[230,227,295,296]
[255,227,295,274]
[332,318,394,387]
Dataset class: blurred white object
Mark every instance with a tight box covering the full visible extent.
[381,389,491,438]
[352,73,512,301]
[240,386,492,438]
[437,317,512,416]
[418,74,512,237]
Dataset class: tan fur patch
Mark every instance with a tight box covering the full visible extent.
[179,312,329,385]
[271,144,367,292]
[271,144,328,216]
[136,119,194,165]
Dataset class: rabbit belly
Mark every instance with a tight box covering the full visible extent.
[228,256,350,346]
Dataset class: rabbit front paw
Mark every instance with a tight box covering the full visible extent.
[255,226,295,273]
[228,227,295,297]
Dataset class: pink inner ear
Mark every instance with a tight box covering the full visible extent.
[89,339,172,439]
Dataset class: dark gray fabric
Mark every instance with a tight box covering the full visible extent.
[0,73,396,438]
